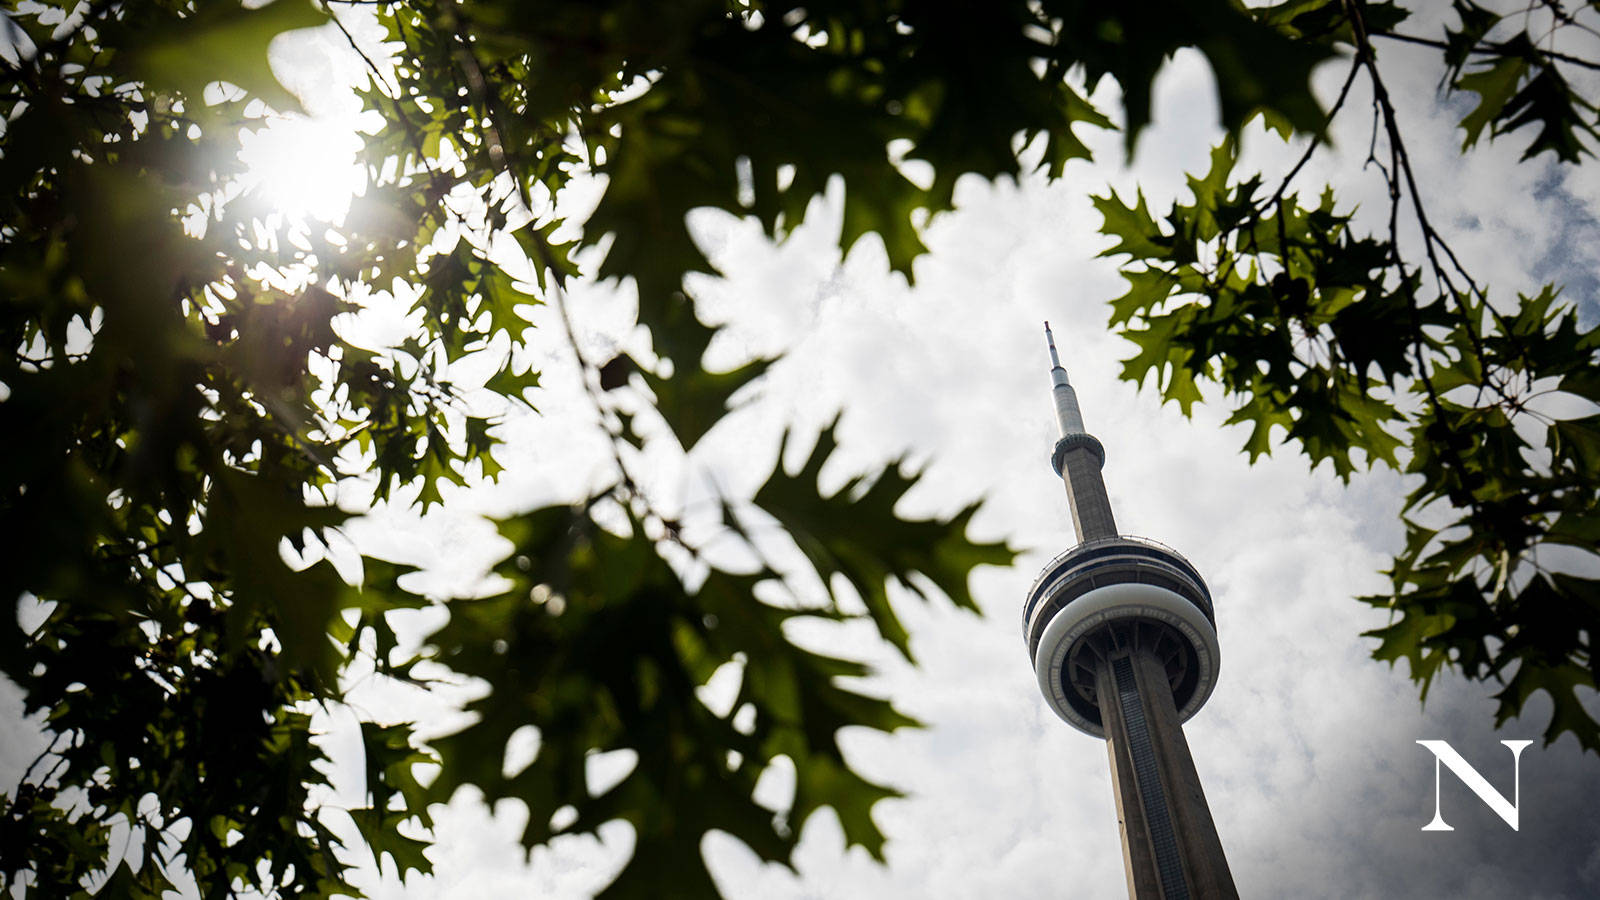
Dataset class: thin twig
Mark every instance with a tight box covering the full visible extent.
[1267,56,1365,209]
[1375,30,1600,72]
[1343,0,1487,515]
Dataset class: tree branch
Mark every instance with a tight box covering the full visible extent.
[1375,29,1600,73]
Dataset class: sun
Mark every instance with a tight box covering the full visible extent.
[237,115,366,226]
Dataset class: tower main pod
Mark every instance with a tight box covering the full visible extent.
[1024,324,1237,899]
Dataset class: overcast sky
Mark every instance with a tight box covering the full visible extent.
[7,5,1600,898]
[318,18,1600,897]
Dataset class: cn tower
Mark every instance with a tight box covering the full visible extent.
[1024,324,1237,899]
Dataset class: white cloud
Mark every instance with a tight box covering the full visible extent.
[335,23,1600,898]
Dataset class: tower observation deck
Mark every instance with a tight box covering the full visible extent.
[1025,324,1236,899]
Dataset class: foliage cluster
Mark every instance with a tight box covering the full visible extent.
[1094,0,1600,750]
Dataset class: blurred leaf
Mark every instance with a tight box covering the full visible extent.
[116,0,328,114]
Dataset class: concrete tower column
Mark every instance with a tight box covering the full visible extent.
[1094,644,1236,899]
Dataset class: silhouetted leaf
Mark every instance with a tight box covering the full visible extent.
[754,421,1015,658]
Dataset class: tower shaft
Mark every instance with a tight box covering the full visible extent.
[1093,644,1236,899]
[1059,442,1116,542]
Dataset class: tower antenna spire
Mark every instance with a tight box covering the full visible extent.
[1044,322,1087,444]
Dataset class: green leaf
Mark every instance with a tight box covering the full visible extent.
[1456,55,1528,150]
[1093,189,1171,260]
[1552,415,1600,476]
[1506,69,1598,162]
[1223,400,1294,462]
[484,355,542,408]
[1363,576,1497,701]
[632,294,772,452]
[1496,660,1600,751]
[115,0,329,115]
[1107,267,1179,327]
[351,807,433,879]
[1193,6,1332,139]
[753,421,1015,658]
[1444,1,1501,73]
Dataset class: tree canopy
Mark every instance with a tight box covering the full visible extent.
[1,0,1596,897]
